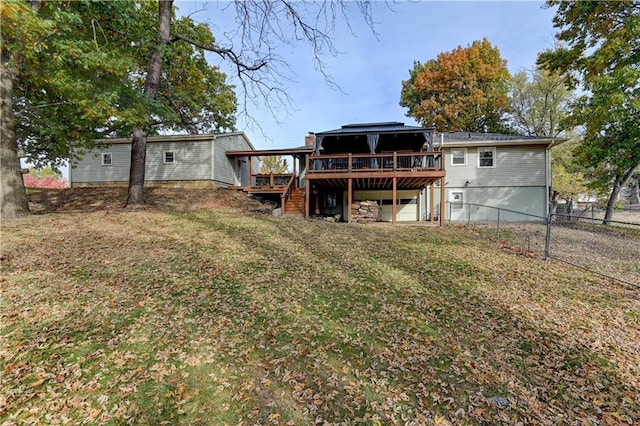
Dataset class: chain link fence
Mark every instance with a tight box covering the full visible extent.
[446,202,640,287]
[547,214,640,287]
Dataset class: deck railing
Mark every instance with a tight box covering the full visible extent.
[253,173,293,188]
[306,151,443,173]
[280,174,296,213]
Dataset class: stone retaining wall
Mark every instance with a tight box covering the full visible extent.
[351,200,379,223]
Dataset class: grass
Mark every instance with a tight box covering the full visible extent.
[1,191,639,425]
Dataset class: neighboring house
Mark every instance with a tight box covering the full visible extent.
[69,133,257,188]
[229,122,564,224]
[438,132,564,221]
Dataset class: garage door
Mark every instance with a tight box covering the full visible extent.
[354,190,420,222]
[379,198,418,222]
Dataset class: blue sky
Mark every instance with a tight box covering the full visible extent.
[176,0,559,150]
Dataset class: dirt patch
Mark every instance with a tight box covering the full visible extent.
[27,187,266,214]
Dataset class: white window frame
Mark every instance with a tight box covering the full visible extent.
[477,147,496,168]
[163,151,176,164]
[450,148,467,166]
[101,153,112,166]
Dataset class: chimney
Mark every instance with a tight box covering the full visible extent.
[305,132,316,147]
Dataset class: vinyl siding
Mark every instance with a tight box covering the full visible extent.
[445,186,547,221]
[145,140,212,181]
[212,133,255,186]
[72,139,213,183]
[72,144,132,183]
[444,145,547,187]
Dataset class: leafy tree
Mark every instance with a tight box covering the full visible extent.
[260,156,289,174]
[507,67,573,137]
[1,0,237,215]
[538,1,640,224]
[126,0,376,206]
[1,0,134,218]
[550,140,593,215]
[400,38,511,132]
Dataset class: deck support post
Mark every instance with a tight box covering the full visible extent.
[305,182,311,219]
[293,156,298,188]
[439,176,445,226]
[247,156,252,188]
[430,183,435,224]
[348,178,353,223]
[392,177,397,225]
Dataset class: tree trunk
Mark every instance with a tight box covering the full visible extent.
[125,0,173,207]
[549,189,559,215]
[630,178,640,205]
[603,166,638,224]
[1,65,30,220]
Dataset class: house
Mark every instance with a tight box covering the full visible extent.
[228,122,446,224]
[228,122,564,224]
[438,132,564,221]
[69,132,258,188]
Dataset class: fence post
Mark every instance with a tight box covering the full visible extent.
[448,202,452,223]
[496,209,501,239]
[544,214,552,260]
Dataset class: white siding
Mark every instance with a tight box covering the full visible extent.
[72,144,132,183]
[145,140,212,181]
[213,133,254,186]
[72,140,213,184]
[443,145,547,188]
[445,186,547,221]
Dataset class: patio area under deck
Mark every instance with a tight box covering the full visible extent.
[305,151,446,226]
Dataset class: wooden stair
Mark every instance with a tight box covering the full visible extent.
[283,188,305,217]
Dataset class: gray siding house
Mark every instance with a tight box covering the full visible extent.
[434,132,563,221]
[69,133,257,188]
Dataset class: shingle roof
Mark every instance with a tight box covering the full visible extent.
[439,132,543,142]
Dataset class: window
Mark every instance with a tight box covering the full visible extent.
[451,191,463,208]
[451,149,466,166]
[164,151,175,164]
[101,153,112,166]
[478,147,495,168]
[323,193,337,208]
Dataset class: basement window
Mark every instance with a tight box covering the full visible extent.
[101,153,112,166]
[164,151,175,164]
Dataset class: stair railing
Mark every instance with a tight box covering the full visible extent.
[280,174,296,213]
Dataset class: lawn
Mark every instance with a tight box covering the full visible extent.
[1,189,639,425]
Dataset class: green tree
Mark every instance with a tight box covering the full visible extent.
[550,140,592,215]
[1,0,135,218]
[538,1,640,224]
[125,0,238,207]
[1,0,237,215]
[260,156,289,174]
[400,38,511,132]
[126,0,376,206]
[507,67,573,137]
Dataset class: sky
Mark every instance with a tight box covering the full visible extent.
[175,0,560,151]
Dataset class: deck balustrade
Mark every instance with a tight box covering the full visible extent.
[307,151,443,173]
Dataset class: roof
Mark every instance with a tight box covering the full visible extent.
[316,122,434,136]
[436,132,566,148]
[93,132,254,149]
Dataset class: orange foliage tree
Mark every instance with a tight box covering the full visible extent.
[400,38,510,133]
